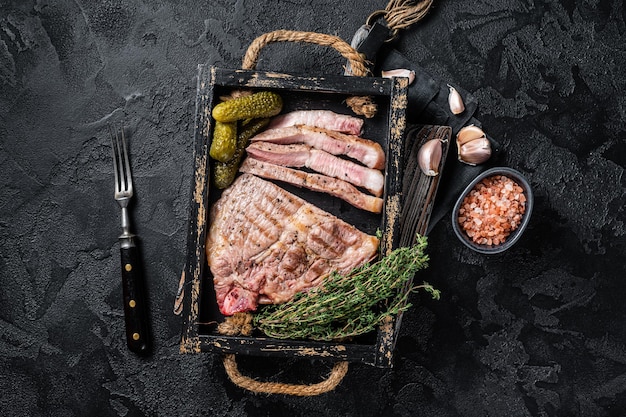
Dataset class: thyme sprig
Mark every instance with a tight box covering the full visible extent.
[253,234,439,341]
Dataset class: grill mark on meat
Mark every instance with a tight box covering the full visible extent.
[207,174,379,315]
[246,142,385,197]
[250,125,385,169]
[307,228,342,259]
[241,191,298,254]
[267,109,364,135]
[229,206,277,258]
[239,157,384,213]
[306,220,366,269]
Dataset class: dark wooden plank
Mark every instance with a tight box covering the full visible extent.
[180,64,214,353]
[212,67,392,96]
[199,335,378,365]
[400,125,452,244]
[373,75,409,367]
[374,124,451,366]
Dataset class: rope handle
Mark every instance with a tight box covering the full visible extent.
[242,30,370,76]
[223,354,349,396]
[240,29,377,118]
[218,313,349,395]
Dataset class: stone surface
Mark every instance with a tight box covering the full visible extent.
[1,0,625,416]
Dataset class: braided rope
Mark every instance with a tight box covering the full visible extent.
[241,29,377,118]
[223,354,349,396]
[242,30,370,76]
[217,313,349,395]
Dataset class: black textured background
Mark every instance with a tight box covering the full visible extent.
[1,1,625,416]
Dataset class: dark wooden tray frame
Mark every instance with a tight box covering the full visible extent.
[179,65,410,367]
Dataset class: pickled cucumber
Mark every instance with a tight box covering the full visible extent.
[209,121,237,163]
[212,91,282,123]
[213,118,270,189]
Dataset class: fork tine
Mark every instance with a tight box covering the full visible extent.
[110,125,133,195]
[120,127,133,194]
[110,125,122,193]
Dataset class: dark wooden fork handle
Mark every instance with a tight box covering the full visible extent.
[120,242,151,355]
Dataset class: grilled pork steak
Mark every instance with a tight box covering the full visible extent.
[246,142,385,196]
[267,110,364,135]
[206,174,380,316]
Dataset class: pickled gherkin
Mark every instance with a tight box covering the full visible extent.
[213,118,270,189]
[209,121,237,163]
[212,91,282,123]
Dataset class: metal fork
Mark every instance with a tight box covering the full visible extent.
[110,125,151,355]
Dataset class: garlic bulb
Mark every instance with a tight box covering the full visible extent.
[381,69,416,85]
[447,84,465,115]
[418,138,443,176]
[456,125,491,165]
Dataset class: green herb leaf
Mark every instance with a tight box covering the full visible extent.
[253,234,438,341]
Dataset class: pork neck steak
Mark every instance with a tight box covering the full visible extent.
[206,174,380,316]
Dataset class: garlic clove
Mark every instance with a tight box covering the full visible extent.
[381,69,416,85]
[447,84,465,115]
[456,125,485,146]
[459,137,491,165]
[459,138,491,165]
[456,125,491,165]
[417,138,443,176]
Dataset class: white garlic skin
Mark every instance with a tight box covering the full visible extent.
[381,69,416,85]
[456,125,492,165]
[417,138,443,176]
[447,85,465,115]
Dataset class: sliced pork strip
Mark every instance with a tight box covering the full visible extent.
[267,109,364,135]
[240,157,383,213]
[246,142,310,167]
[246,142,385,197]
[249,125,385,170]
[206,174,379,315]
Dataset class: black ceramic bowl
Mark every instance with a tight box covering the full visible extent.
[451,167,533,254]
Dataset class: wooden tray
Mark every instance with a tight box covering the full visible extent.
[179,65,411,367]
